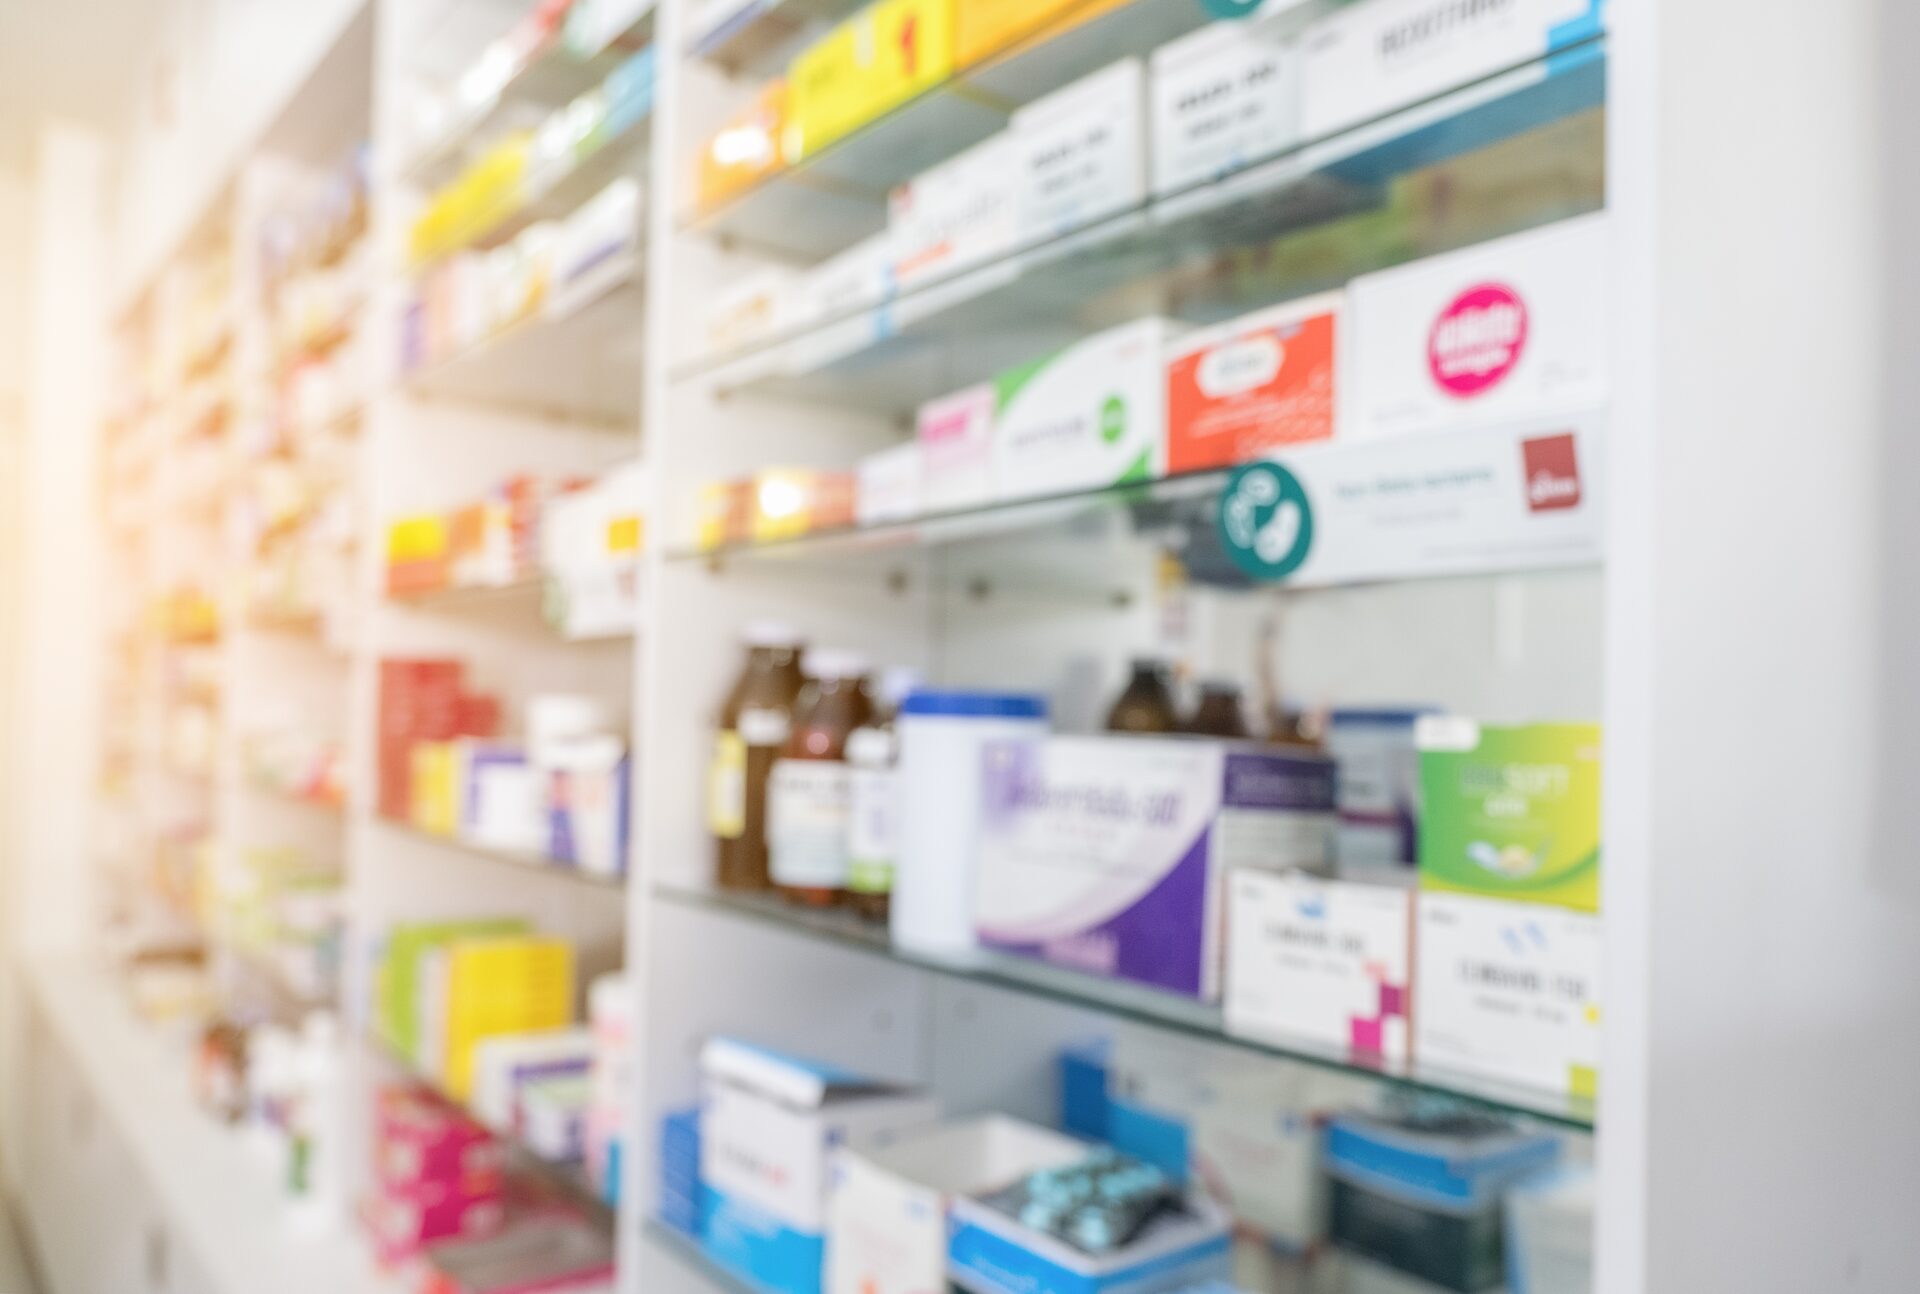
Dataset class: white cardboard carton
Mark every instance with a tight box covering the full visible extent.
[1011,59,1148,243]
[889,134,1019,288]
[1224,870,1413,1061]
[855,443,925,526]
[1300,0,1604,140]
[990,318,1176,502]
[1414,892,1602,1097]
[795,232,895,326]
[1150,17,1302,196]
[825,1117,1087,1294]
[701,1039,940,1294]
[1345,215,1609,439]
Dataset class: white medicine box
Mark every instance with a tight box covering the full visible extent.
[990,317,1176,502]
[1345,214,1609,440]
[825,1117,1087,1294]
[1300,0,1605,140]
[889,133,1019,289]
[1414,892,1602,1099]
[700,1039,940,1294]
[1224,870,1413,1062]
[1011,59,1148,243]
[1150,17,1302,196]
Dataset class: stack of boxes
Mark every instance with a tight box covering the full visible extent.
[366,1084,507,1267]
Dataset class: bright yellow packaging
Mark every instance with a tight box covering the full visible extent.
[697,79,790,213]
[954,0,1129,71]
[409,741,461,836]
[438,936,575,1099]
[787,0,955,160]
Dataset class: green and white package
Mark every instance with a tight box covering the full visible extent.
[1416,718,1602,913]
[989,317,1172,502]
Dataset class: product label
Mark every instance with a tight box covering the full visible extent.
[1151,23,1300,195]
[1012,62,1146,240]
[847,765,897,895]
[1429,282,1528,396]
[1168,300,1339,473]
[709,731,747,838]
[1521,432,1583,512]
[768,760,853,888]
[739,707,792,747]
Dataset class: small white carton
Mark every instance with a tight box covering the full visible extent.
[1300,0,1605,140]
[1345,214,1609,440]
[1224,870,1413,1061]
[826,1117,1087,1294]
[855,442,925,526]
[917,384,995,512]
[701,1039,941,1294]
[471,1027,594,1134]
[795,231,896,326]
[1414,892,1602,1098]
[990,317,1176,502]
[889,133,1019,288]
[1150,17,1302,196]
[1011,59,1148,242]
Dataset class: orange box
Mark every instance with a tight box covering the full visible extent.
[955,0,1128,71]
[697,79,789,213]
[1165,294,1341,475]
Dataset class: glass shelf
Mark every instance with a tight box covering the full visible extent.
[683,0,1225,259]
[385,568,641,641]
[685,0,866,79]
[407,11,657,187]
[656,885,1596,1131]
[377,815,628,890]
[403,254,645,427]
[679,39,1606,416]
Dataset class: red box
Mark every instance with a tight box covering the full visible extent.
[1165,295,1340,475]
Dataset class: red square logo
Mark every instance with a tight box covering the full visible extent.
[1521,433,1583,512]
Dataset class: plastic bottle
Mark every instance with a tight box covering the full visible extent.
[1184,680,1252,738]
[769,649,872,907]
[1106,658,1179,733]
[711,622,805,891]
[845,667,920,922]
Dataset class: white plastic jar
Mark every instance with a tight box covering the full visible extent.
[891,690,1048,958]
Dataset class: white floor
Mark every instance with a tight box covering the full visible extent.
[0,1204,35,1294]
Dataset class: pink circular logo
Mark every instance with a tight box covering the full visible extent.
[1428,283,1528,397]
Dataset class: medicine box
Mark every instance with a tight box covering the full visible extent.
[1011,59,1147,243]
[470,1027,594,1135]
[1223,870,1413,1061]
[1300,0,1606,141]
[1150,16,1302,196]
[990,317,1175,503]
[795,231,895,325]
[1414,892,1602,1099]
[973,736,1335,1000]
[1164,293,1340,475]
[1326,708,1430,881]
[1345,215,1610,441]
[954,0,1128,70]
[855,443,924,525]
[888,133,1018,288]
[787,0,956,160]
[696,78,789,214]
[948,1184,1232,1294]
[700,1039,939,1294]
[917,384,995,512]
[1416,718,1601,913]
[826,1117,1088,1294]
[417,1213,616,1294]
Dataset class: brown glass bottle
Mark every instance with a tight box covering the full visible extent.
[711,623,805,891]
[1106,658,1179,734]
[769,649,872,907]
[1184,681,1252,739]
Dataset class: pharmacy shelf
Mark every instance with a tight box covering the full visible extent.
[638,1222,745,1294]
[22,957,403,1294]
[244,777,349,817]
[406,9,658,187]
[403,256,645,426]
[683,0,863,78]
[681,39,1608,414]
[377,814,628,891]
[655,886,1597,1131]
[360,1029,616,1228]
[684,0,1222,259]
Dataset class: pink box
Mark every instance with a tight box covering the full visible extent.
[376,1084,506,1195]
[364,1182,507,1266]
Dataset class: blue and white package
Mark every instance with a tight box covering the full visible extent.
[949,1185,1232,1294]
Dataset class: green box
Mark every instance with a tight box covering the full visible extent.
[1417,721,1602,913]
[378,917,529,1063]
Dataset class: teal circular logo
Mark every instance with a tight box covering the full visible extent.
[1218,460,1313,581]
[1200,0,1266,18]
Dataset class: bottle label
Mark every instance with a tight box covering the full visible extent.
[739,707,791,747]
[768,760,852,888]
[708,730,746,839]
[846,765,896,896]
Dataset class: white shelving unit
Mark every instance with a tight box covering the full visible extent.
[16,1,1920,1293]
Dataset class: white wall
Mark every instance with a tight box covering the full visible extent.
[1603,0,1920,1289]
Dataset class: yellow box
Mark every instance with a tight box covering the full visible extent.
[697,79,789,214]
[439,936,576,1099]
[409,741,460,836]
[787,0,955,160]
[954,0,1128,71]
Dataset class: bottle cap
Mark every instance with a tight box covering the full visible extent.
[803,647,870,679]
[742,620,801,648]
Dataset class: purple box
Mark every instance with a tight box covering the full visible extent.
[974,736,1335,1000]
